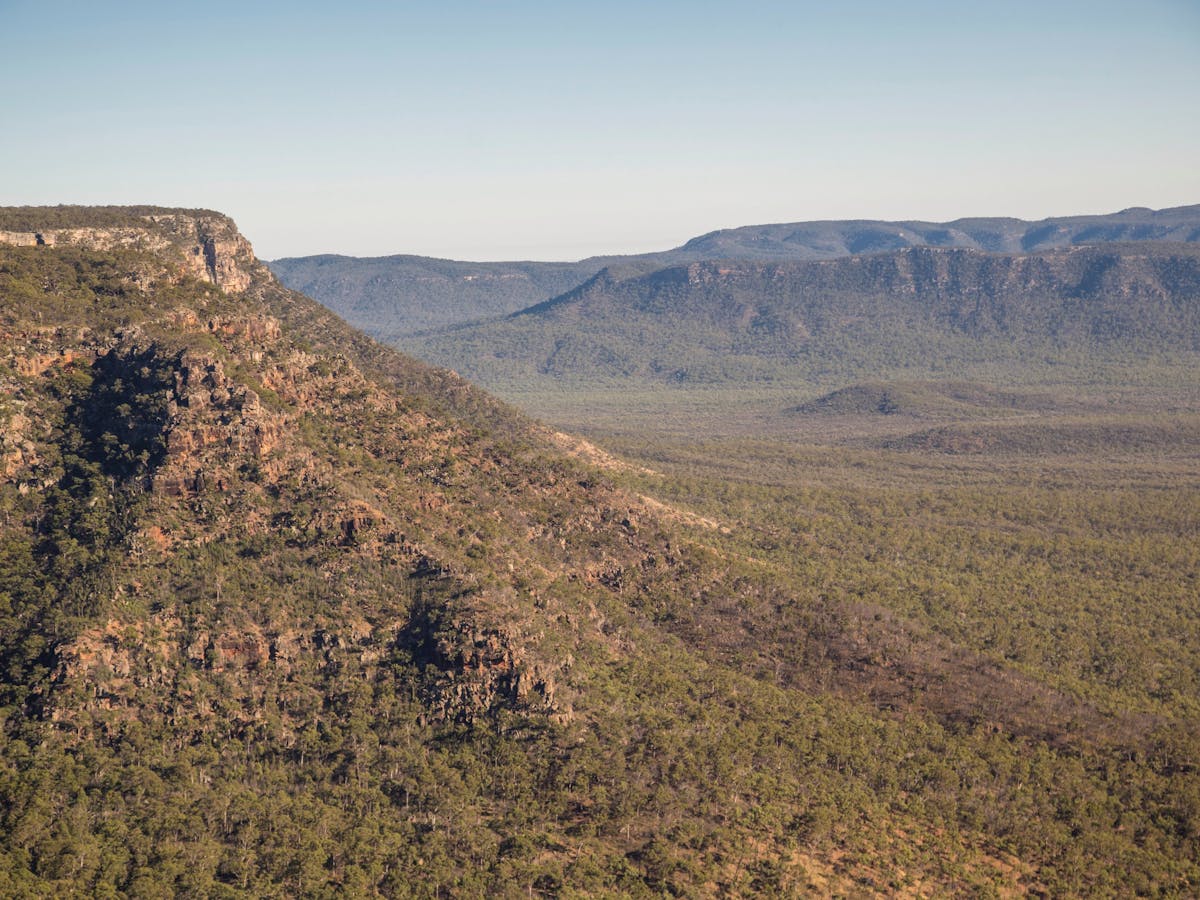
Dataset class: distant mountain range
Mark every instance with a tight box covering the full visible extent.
[270,205,1200,340]
[266,254,597,337]
[670,204,1200,260]
[400,242,1200,397]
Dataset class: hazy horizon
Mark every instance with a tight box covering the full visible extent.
[270,202,1200,263]
[4,0,1198,260]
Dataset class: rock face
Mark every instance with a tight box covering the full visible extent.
[149,345,283,496]
[401,594,563,724]
[409,241,1200,389]
[271,204,1200,340]
[0,212,607,735]
[0,230,39,247]
[0,212,263,293]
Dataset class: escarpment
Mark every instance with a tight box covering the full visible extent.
[2,209,745,749]
[0,210,265,293]
[0,211,603,735]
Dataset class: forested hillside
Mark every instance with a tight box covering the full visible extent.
[407,243,1200,395]
[1,209,1197,897]
[266,254,597,339]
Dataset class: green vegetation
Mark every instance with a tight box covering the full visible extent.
[0,205,220,232]
[1,212,1198,896]
[567,379,1200,895]
[601,419,1200,717]
[399,246,1200,404]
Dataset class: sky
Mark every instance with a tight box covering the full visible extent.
[2,0,1198,260]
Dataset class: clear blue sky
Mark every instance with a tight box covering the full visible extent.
[3,0,1198,260]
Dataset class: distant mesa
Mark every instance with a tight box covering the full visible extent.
[270,204,1200,341]
[0,206,262,294]
[399,241,1200,393]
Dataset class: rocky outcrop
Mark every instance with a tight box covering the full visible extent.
[0,230,39,247]
[0,407,36,479]
[3,211,589,742]
[0,212,265,293]
[52,614,410,738]
[148,214,262,293]
[400,591,568,724]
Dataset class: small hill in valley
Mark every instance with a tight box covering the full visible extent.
[882,416,1200,456]
[791,380,1069,418]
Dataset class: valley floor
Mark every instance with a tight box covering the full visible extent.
[464,371,1200,893]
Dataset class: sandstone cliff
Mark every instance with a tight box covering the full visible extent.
[0,211,265,293]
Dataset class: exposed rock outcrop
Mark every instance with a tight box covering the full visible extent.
[400,594,567,724]
[0,212,264,293]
